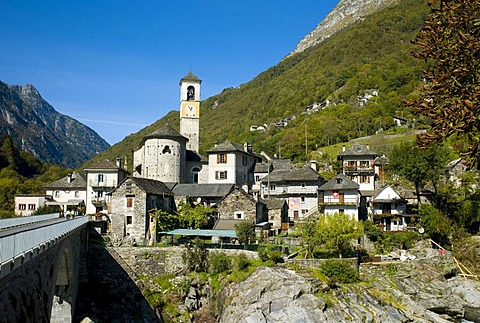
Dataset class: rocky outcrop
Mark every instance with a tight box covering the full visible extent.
[287,0,399,58]
[0,81,109,168]
[220,244,480,322]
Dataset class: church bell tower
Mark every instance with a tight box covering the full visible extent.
[179,71,201,153]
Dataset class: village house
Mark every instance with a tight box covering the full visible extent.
[110,177,175,245]
[84,159,129,215]
[369,185,418,231]
[14,194,47,216]
[44,172,87,215]
[260,163,324,222]
[318,173,361,220]
[261,198,289,234]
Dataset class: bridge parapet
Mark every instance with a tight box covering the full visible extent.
[0,216,88,279]
[0,213,59,229]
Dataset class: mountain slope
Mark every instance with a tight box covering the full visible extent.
[0,81,110,168]
[83,0,431,169]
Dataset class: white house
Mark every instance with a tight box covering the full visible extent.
[206,142,261,191]
[318,173,361,220]
[44,172,87,214]
[84,159,129,215]
[14,194,46,216]
[370,186,413,231]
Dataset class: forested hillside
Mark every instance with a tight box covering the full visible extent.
[83,0,431,168]
[0,135,70,217]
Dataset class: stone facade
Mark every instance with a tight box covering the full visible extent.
[110,177,175,245]
[215,187,265,223]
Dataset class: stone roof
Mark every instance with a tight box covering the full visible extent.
[84,160,120,171]
[143,124,188,142]
[261,198,286,209]
[263,165,321,183]
[172,183,234,197]
[44,172,87,189]
[206,141,249,154]
[318,173,359,191]
[180,71,202,84]
[254,162,272,173]
[123,177,174,196]
[337,143,378,158]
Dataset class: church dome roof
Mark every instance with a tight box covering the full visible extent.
[142,124,188,144]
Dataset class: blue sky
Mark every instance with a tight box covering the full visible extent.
[1,1,339,145]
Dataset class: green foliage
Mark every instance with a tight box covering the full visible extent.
[374,231,421,253]
[385,263,398,277]
[320,259,360,284]
[182,239,207,273]
[235,220,256,247]
[419,204,452,246]
[33,204,61,215]
[207,252,231,275]
[317,213,364,258]
[257,245,283,264]
[408,0,480,168]
[231,253,250,271]
[176,201,212,229]
[297,215,323,258]
[363,220,382,243]
[151,209,179,232]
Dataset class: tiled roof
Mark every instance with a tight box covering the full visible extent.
[44,172,87,189]
[172,183,234,197]
[338,143,378,158]
[180,71,202,84]
[129,177,174,195]
[318,173,359,191]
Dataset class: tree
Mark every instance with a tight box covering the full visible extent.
[234,220,256,248]
[176,201,212,229]
[316,212,364,258]
[297,215,324,258]
[407,0,480,168]
[388,141,450,204]
[419,204,452,246]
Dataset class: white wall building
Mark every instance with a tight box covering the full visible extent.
[14,194,46,216]
[318,173,361,220]
[44,172,87,214]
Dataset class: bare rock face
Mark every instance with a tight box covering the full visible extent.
[287,0,399,58]
[219,259,480,322]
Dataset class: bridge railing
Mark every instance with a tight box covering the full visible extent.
[0,216,88,279]
[0,213,60,230]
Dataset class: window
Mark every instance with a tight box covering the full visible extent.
[301,209,308,215]
[270,184,276,191]
[360,175,370,183]
[301,196,306,203]
[192,167,200,184]
[235,212,244,219]
[242,156,247,166]
[97,191,104,198]
[28,204,36,210]
[74,191,79,198]
[98,174,104,183]
[301,182,306,188]
[360,160,369,167]
[18,204,26,210]
[217,153,227,164]
[162,145,171,154]
[126,182,132,194]
[127,197,133,207]
[294,210,299,220]
[215,171,227,180]
[339,209,345,213]
[255,175,260,182]
[126,216,132,224]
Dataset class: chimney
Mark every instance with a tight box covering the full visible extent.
[310,160,317,171]
[342,145,346,152]
[67,173,73,183]
[116,158,123,169]
[366,144,370,150]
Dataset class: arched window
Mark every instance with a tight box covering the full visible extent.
[192,167,200,183]
[162,145,171,154]
[187,86,195,101]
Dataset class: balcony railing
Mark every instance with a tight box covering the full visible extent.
[91,198,110,205]
[343,166,374,173]
[89,180,117,188]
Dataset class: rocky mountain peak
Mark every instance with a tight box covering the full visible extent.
[9,84,42,100]
[287,0,399,58]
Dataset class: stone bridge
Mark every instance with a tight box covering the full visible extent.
[0,215,88,323]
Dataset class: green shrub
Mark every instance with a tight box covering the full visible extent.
[258,246,284,263]
[182,240,207,273]
[320,259,360,284]
[232,253,250,271]
[207,252,231,275]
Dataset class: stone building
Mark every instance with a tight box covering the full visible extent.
[110,177,175,245]
[215,187,267,224]
[261,198,288,234]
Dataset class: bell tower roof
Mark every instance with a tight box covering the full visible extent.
[180,70,202,84]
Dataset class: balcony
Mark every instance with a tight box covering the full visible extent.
[343,165,374,174]
[89,180,117,188]
[91,198,110,206]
